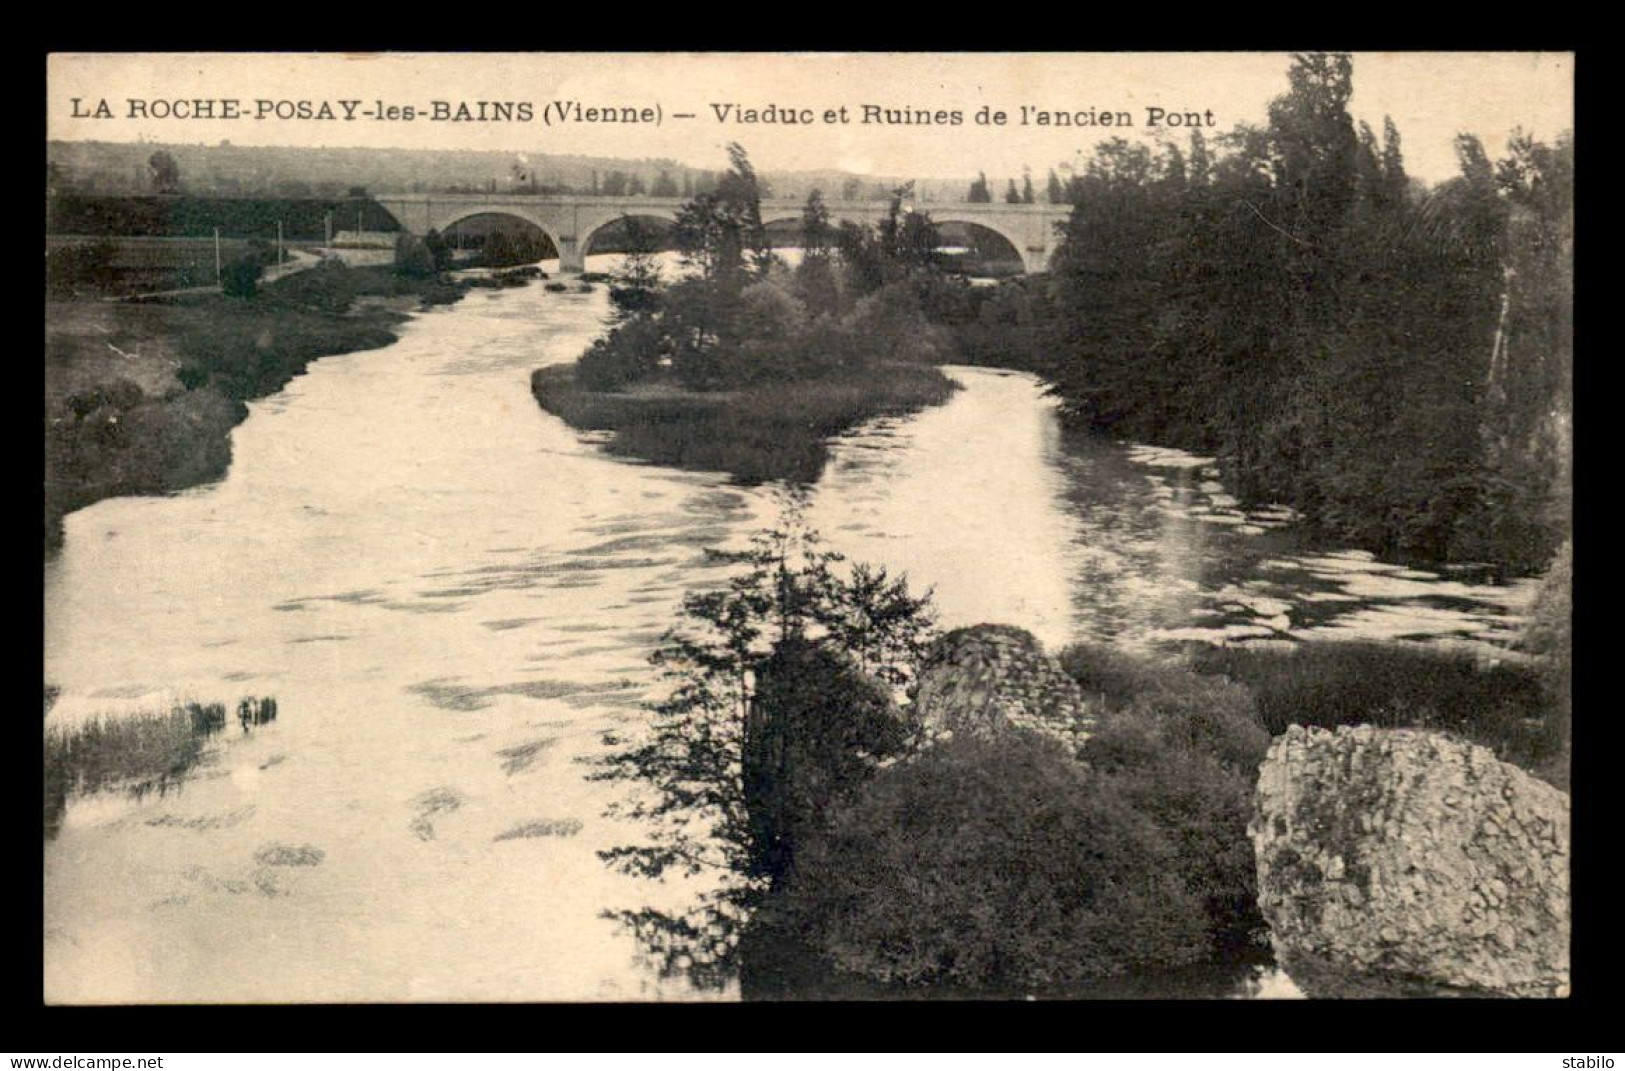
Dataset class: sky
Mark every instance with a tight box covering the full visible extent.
[47,52,1574,186]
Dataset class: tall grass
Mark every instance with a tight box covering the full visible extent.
[47,261,467,554]
[43,697,276,838]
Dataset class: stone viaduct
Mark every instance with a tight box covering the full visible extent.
[374,193,1070,274]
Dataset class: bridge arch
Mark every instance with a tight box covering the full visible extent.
[438,210,564,267]
[579,212,680,259]
[437,210,563,266]
[930,218,1032,275]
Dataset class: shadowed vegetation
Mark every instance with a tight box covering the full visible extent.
[531,362,956,484]
[972,53,1571,578]
[1187,641,1565,787]
[45,260,478,553]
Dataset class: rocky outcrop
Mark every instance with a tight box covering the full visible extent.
[1250,725,1569,998]
[913,624,1094,748]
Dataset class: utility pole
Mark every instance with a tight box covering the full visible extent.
[213,227,221,284]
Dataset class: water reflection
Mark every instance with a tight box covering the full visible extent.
[813,367,1535,661]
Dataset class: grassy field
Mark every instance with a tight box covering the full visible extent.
[46,235,330,296]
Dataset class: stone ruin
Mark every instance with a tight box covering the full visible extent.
[1250,724,1569,998]
[912,624,1095,749]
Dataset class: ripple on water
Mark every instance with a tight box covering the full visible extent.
[407,677,640,712]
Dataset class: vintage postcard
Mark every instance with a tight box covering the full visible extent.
[44,52,1573,1003]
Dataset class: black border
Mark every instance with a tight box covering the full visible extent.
[24,36,1604,1048]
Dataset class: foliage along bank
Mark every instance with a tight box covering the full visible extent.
[592,502,1570,999]
[45,249,483,555]
[978,53,1572,578]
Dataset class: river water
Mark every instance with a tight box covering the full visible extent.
[42,263,1539,1003]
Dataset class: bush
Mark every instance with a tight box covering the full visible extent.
[262,258,357,313]
[394,232,438,278]
[779,732,1209,991]
[576,316,665,391]
[220,255,263,298]
[734,281,808,344]
[44,700,236,838]
[1082,697,1270,955]
[1062,642,1267,772]
[1058,642,1272,957]
[842,281,952,364]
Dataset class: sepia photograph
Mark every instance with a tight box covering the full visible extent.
[43,51,1573,1004]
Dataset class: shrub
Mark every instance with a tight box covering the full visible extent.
[46,239,119,294]
[779,732,1209,991]
[1083,694,1270,955]
[734,281,808,344]
[394,233,438,278]
[592,503,936,987]
[576,316,665,391]
[1059,643,1272,958]
[44,700,236,838]
[64,378,144,420]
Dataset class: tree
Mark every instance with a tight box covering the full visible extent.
[794,189,841,315]
[1004,178,1022,204]
[1045,168,1065,205]
[607,214,664,314]
[592,499,937,988]
[1021,168,1036,204]
[652,170,680,198]
[673,143,770,285]
[147,151,180,194]
[968,172,992,203]
[1187,130,1212,187]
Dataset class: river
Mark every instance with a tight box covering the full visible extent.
[42,262,1539,1002]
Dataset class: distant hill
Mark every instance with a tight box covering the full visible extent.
[47,141,981,205]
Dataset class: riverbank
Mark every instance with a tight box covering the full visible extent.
[44,263,491,554]
[531,362,958,484]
